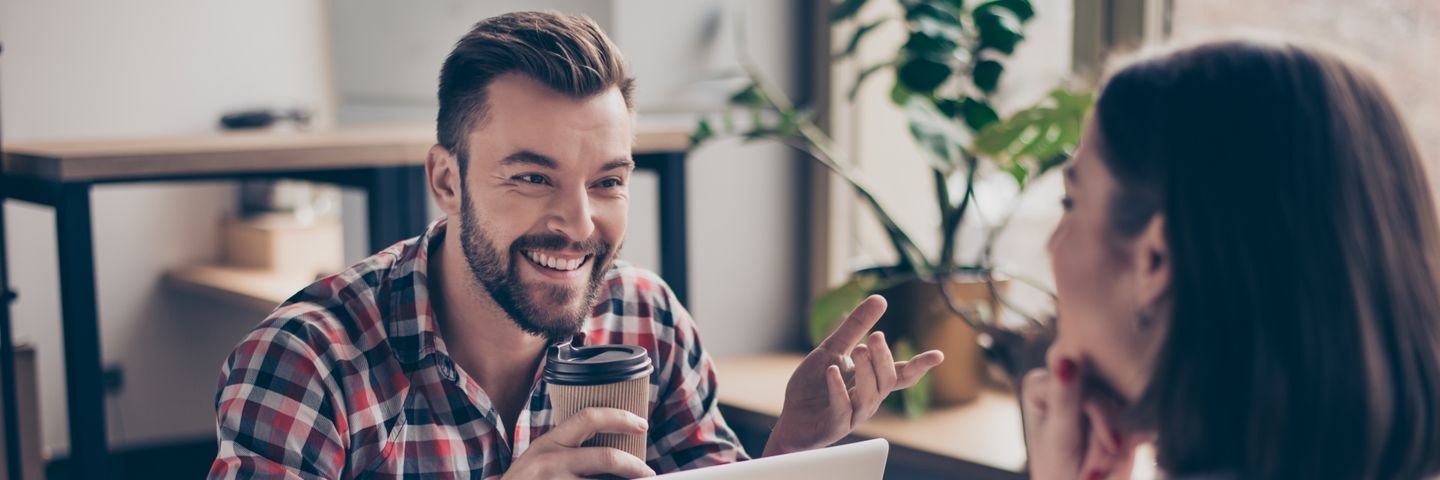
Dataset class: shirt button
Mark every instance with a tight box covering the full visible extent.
[438,360,457,382]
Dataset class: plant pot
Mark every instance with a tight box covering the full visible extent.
[875,275,1004,405]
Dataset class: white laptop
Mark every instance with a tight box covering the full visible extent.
[655,438,890,480]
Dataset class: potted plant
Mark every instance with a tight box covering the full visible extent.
[691,0,1090,413]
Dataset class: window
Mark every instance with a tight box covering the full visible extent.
[1170,0,1440,181]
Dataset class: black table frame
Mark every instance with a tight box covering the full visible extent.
[0,150,687,479]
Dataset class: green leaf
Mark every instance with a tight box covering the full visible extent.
[830,0,869,22]
[1004,160,1030,186]
[890,80,913,105]
[810,276,880,347]
[973,113,1030,155]
[972,59,1004,92]
[742,109,814,142]
[906,97,973,170]
[903,30,959,55]
[905,3,962,25]
[810,273,920,349]
[729,83,767,108]
[898,56,952,94]
[976,0,1035,22]
[691,118,714,147]
[972,88,1096,186]
[1053,116,1082,157]
[837,17,891,59]
[1015,120,1063,161]
[776,109,813,137]
[911,16,964,45]
[961,97,1000,131]
[935,97,964,118]
[974,9,1023,54]
[1052,89,1096,112]
[904,16,963,61]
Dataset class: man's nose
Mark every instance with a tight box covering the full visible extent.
[546,184,596,242]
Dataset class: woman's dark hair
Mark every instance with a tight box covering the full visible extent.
[1095,39,1440,479]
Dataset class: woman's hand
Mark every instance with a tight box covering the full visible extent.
[1022,357,1139,480]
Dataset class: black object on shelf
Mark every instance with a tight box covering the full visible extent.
[219,108,311,130]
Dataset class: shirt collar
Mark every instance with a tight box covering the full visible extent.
[384,216,448,367]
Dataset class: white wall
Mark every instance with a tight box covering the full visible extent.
[328,1,808,356]
[0,0,330,455]
[612,0,808,356]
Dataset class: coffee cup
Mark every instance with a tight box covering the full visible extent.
[544,342,652,460]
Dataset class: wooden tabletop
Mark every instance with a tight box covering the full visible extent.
[2,122,694,183]
[163,264,317,313]
[714,353,1028,475]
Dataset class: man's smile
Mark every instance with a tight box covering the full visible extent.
[521,249,593,277]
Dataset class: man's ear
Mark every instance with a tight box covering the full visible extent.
[1134,214,1171,312]
[426,144,462,216]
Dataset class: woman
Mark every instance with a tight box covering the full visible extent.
[1025,39,1440,479]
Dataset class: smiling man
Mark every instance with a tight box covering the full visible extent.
[210,11,942,479]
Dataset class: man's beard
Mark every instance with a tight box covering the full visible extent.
[458,189,614,341]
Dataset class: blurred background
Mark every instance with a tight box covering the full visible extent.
[0,0,1434,478]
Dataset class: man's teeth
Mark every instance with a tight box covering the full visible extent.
[525,251,587,271]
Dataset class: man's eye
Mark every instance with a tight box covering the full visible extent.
[515,174,549,185]
[596,178,624,189]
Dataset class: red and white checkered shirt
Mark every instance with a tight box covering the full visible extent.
[209,217,748,479]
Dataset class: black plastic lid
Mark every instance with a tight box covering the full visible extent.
[543,343,652,386]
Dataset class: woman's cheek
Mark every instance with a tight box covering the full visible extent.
[1046,217,1069,258]
[1048,225,1113,366]
[1049,242,1084,356]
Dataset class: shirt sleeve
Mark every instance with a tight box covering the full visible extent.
[209,319,349,480]
[646,286,752,473]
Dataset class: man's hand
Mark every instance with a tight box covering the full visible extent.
[763,295,946,456]
[504,407,656,479]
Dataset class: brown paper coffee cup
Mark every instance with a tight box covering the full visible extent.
[547,375,650,458]
[544,343,652,460]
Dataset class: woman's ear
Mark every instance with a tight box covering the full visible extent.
[1135,214,1171,312]
[426,144,462,216]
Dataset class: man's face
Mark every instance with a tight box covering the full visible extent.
[457,74,633,341]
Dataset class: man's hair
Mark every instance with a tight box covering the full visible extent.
[436,11,635,170]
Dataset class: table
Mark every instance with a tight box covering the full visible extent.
[0,123,694,479]
[714,354,1028,480]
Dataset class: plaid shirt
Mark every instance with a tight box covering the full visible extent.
[210,217,748,479]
